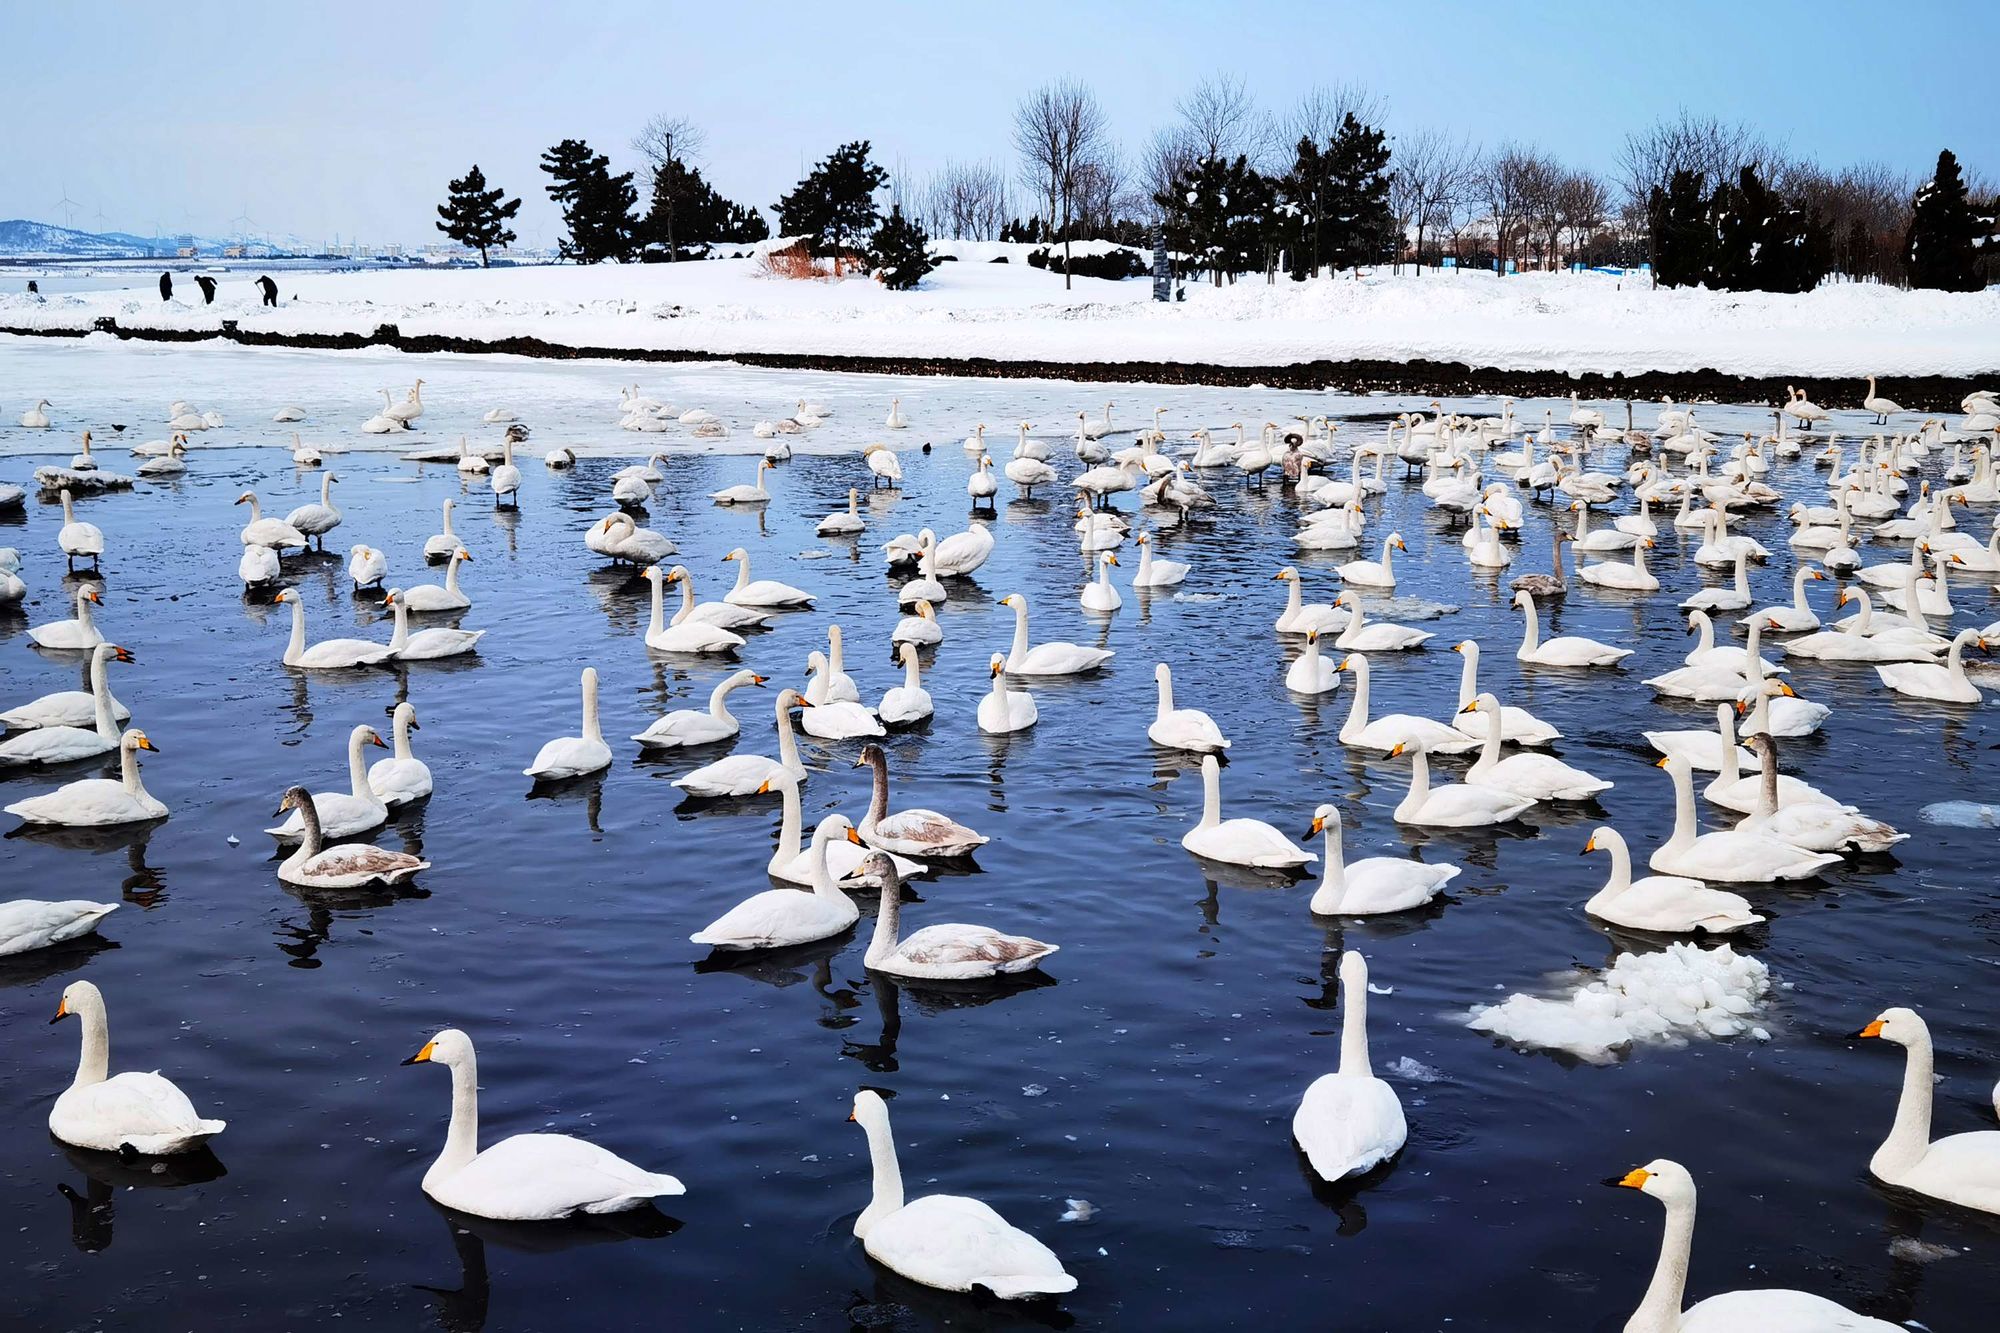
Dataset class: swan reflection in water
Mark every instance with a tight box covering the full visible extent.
[415,1201,681,1332]
[54,1142,226,1254]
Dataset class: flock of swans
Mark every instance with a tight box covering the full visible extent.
[5,372,2000,1325]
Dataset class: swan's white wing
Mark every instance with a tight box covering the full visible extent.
[1680,1289,1899,1332]
[866,1194,1075,1297]
[0,899,117,954]
[1293,1074,1406,1181]
[431,1133,683,1220]
[54,1071,222,1151]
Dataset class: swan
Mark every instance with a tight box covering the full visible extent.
[692,815,863,949]
[962,423,988,454]
[1734,675,1829,740]
[712,459,774,505]
[634,669,764,749]
[640,567,745,654]
[1461,694,1612,800]
[1863,375,1902,424]
[1609,1159,1895,1332]
[1750,567,1827,632]
[892,599,943,647]
[1781,591,1943,663]
[1273,566,1347,635]
[978,654,1038,734]
[1333,593,1430,652]
[6,728,166,827]
[238,545,281,589]
[0,643,131,767]
[21,398,52,429]
[265,724,391,840]
[275,589,392,669]
[818,488,866,536]
[657,564,768,632]
[423,498,466,562]
[584,511,676,567]
[1579,538,1658,591]
[1387,737,1534,827]
[899,538,949,607]
[1183,754,1316,868]
[0,899,118,957]
[1854,1007,2000,1215]
[1466,506,1514,569]
[1285,629,1340,693]
[490,438,522,506]
[1699,701,1834,812]
[384,589,484,660]
[1149,662,1229,753]
[884,397,907,430]
[799,654,883,740]
[1875,627,1986,703]
[1648,756,1841,882]
[1001,593,1112,675]
[1306,806,1457,915]
[931,523,996,577]
[1131,530,1189,587]
[1,641,132,732]
[275,786,427,888]
[340,545,387,593]
[403,1027,681,1221]
[859,852,1056,979]
[524,670,613,780]
[1338,652,1472,753]
[1293,951,1406,1180]
[1645,701,1758,774]
[721,547,814,607]
[1514,590,1630,666]
[360,390,403,434]
[848,1089,1076,1299]
[674,689,811,797]
[48,980,224,1155]
[1005,453,1058,497]
[366,702,432,808]
[483,406,516,424]
[0,545,22,603]
[1677,549,1752,613]
[1447,640,1558,745]
[1339,532,1406,589]
[813,625,862,703]
[56,488,104,571]
[401,548,473,612]
[877,645,933,727]
[863,444,903,489]
[285,472,342,549]
[1734,735,1905,853]
[854,743,987,859]
[387,378,426,425]
[236,491,307,552]
[759,769,923,887]
[964,454,1000,510]
[29,584,107,651]
[545,446,576,470]
[1582,827,1762,934]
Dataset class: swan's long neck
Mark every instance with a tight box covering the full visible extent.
[581,673,602,744]
[1791,567,1812,612]
[1946,631,1972,683]
[1755,736,1781,817]
[1631,1193,1696,1333]
[731,557,752,595]
[855,1111,904,1238]
[808,828,844,904]
[1199,760,1222,830]
[287,597,307,662]
[444,554,461,594]
[294,789,324,859]
[1317,819,1347,905]
[246,494,263,522]
[1476,701,1504,770]
[828,625,846,676]
[440,503,455,539]
[1342,653,1369,735]
[775,699,801,771]
[1715,706,1741,783]
[900,652,921,691]
[1665,762,1699,851]
[648,576,666,638]
[1456,645,1479,709]
[1138,542,1154,580]
[90,650,116,739]
[1691,613,1714,655]
[866,871,903,967]
[1009,601,1030,663]
[434,1053,482,1183]
[387,596,410,651]
[1400,749,1432,817]
[1601,829,1633,895]
[1284,577,1303,620]
[865,751,890,829]
[1732,553,1750,597]
[1338,966,1371,1076]
[394,710,415,760]
[1518,595,1540,653]
[348,730,372,798]
[1156,668,1174,722]
[1876,1026,1937,1177]
[770,777,804,871]
[709,675,740,720]
[672,574,695,627]
[69,991,110,1088]
[62,491,76,523]
[320,473,333,505]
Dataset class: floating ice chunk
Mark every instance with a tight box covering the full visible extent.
[1060,1198,1096,1222]
[1889,1237,1959,1264]
[1021,1083,1048,1098]
[1465,943,1772,1064]
[1919,801,2000,828]
[1172,591,1225,603]
[1385,1056,1444,1084]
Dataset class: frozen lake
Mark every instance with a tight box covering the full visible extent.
[2,339,1996,1331]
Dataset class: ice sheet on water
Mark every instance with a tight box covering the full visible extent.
[1385,1056,1444,1084]
[1888,1237,1960,1264]
[1172,591,1225,603]
[1465,943,1772,1064]
[1370,596,1459,621]
[1919,801,2000,828]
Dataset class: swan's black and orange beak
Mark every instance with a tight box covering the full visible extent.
[49,998,69,1025]
[1581,834,1598,856]
[1603,1167,1650,1189]
[113,647,135,664]
[750,675,768,686]
[1306,815,1326,838]
[1458,700,1481,714]
[369,731,388,749]
[844,827,864,846]
[1653,756,1670,768]
[846,1109,856,1122]
[1853,1019,1886,1040]
[133,734,158,752]
[401,1039,437,1066]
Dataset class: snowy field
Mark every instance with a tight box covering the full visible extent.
[5,253,1998,379]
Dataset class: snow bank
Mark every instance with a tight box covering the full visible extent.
[4,261,1996,378]
[1466,943,1773,1063]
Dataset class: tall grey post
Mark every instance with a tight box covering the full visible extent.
[1152,227,1171,302]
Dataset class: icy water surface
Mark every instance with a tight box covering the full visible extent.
[1,340,1997,1331]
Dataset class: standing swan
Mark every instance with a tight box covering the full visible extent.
[1853,1007,2000,1215]
[524,668,612,779]
[56,488,103,571]
[1293,951,1406,1180]
[403,1028,683,1220]
[48,980,225,1154]
[848,1089,1077,1299]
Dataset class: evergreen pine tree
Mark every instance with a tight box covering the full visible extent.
[1154,155,1269,285]
[1281,137,1330,280]
[539,138,639,263]
[774,141,890,261]
[435,165,522,267]
[1648,169,1715,287]
[1906,149,1982,292]
[1320,114,1396,271]
[868,205,938,290]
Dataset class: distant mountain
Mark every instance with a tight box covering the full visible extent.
[0,218,183,258]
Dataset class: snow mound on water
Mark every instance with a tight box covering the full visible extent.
[1466,943,1772,1063]
[1920,800,2000,829]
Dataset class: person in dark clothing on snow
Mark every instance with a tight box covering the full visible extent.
[194,275,217,304]
[256,275,278,307]
[159,271,173,301]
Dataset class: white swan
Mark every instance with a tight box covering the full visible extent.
[660,563,770,631]
[284,472,342,550]
[236,490,307,552]
[711,459,774,505]
[978,654,1038,734]
[1338,652,1474,753]
[877,644,933,727]
[1644,702,1755,774]
[275,786,427,889]
[1448,640,1558,745]
[818,488,866,536]
[892,598,943,647]
[1182,754,1316,868]
[401,548,474,613]
[1875,627,1986,704]
[275,589,392,669]
[1273,566,1347,635]
[1338,532,1406,588]
[863,444,903,489]
[403,1028,681,1220]
[634,669,764,749]
[641,567,745,654]
[1581,827,1762,934]
[1286,629,1339,694]
[385,589,485,660]
[0,899,118,957]
[1388,737,1535,827]
[1131,530,1189,587]
[799,653,884,740]
[56,488,104,571]
[1306,806,1458,915]
[1149,662,1229,753]
[860,852,1057,979]
[1080,551,1122,613]
[691,815,862,949]
[265,724,391,840]
[490,438,522,506]
[721,547,814,607]
[1854,1007,2000,1215]
[1333,593,1431,652]
[29,583,107,651]
[885,397,907,430]
[855,743,988,858]
[0,642,129,765]
[524,667,612,779]
[1462,694,1612,800]
[5,729,166,826]
[1001,592,1112,675]
[1514,590,1631,666]
[21,398,52,429]
[1648,755,1840,882]
[49,980,224,1155]
[369,702,432,807]
[425,499,465,563]
[849,1089,1076,1299]
[347,544,388,590]
[759,768,923,887]
[674,689,811,797]
[1293,951,1406,1180]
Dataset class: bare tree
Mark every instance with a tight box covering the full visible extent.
[1139,127,1197,223]
[632,114,706,173]
[1618,110,1781,278]
[1013,79,1109,288]
[1390,128,1478,270]
[1072,152,1126,238]
[1288,82,1385,149]
[1176,74,1262,164]
[1481,146,1539,268]
[1556,169,1609,267]
[924,160,1010,241]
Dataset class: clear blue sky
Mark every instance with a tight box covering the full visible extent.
[6,0,1995,247]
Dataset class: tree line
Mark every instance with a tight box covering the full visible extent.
[432,88,1997,294]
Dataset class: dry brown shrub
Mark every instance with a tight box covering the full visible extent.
[757,241,834,280]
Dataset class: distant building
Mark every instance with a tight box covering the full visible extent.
[222,244,246,259]
[175,245,198,259]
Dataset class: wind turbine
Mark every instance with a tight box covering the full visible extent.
[54,184,82,228]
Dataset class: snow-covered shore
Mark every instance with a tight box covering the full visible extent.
[4,258,1996,380]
